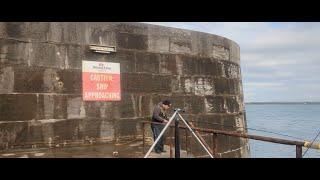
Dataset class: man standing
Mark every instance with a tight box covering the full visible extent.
[151,100,171,153]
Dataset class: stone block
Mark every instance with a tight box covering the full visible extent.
[221,115,237,131]
[194,76,215,96]
[114,118,139,139]
[178,55,223,76]
[67,96,85,119]
[116,50,136,73]
[190,32,212,57]
[116,32,148,50]
[121,73,171,93]
[184,96,205,114]
[135,52,159,74]
[98,119,115,139]
[223,61,240,79]
[59,22,87,44]
[53,119,80,140]
[180,76,194,94]
[229,40,240,64]
[204,96,226,113]
[138,95,153,117]
[65,44,85,69]
[88,28,116,46]
[43,68,60,93]
[148,35,169,53]
[42,95,54,119]
[171,75,181,94]
[169,38,192,54]
[159,54,176,75]
[214,78,240,95]
[0,66,14,93]
[0,39,30,66]
[13,66,44,93]
[229,79,240,95]
[28,42,66,68]
[100,102,120,120]
[0,122,29,148]
[212,45,230,61]
[196,114,224,130]
[27,124,44,142]
[216,134,229,153]
[4,22,49,41]
[78,118,105,138]
[56,69,82,94]
[84,102,102,118]
[53,95,67,119]
[115,23,148,35]
[0,94,37,121]
[118,93,137,118]
[228,136,241,150]
[225,96,240,113]
[0,22,6,37]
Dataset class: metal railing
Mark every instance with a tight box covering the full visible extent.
[141,121,320,158]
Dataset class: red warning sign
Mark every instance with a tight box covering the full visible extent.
[82,61,121,101]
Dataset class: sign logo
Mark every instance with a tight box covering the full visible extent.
[82,61,121,101]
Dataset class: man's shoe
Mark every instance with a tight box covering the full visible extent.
[161,150,167,152]
[155,150,162,154]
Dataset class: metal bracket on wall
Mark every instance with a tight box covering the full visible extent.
[89,44,116,54]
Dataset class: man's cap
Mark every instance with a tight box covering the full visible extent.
[162,100,171,106]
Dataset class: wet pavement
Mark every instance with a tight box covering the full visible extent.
[147,145,194,158]
[0,140,194,158]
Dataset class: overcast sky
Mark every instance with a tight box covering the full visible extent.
[145,22,320,102]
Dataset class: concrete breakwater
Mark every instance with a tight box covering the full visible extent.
[0,22,249,157]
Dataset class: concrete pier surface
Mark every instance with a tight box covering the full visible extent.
[0,141,194,158]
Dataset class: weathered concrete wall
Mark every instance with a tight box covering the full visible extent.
[0,22,249,157]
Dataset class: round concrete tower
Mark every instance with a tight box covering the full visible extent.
[0,22,249,157]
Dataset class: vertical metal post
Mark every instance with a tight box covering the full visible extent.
[189,132,192,154]
[142,122,145,154]
[169,127,173,158]
[175,116,180,158]
[296,145,302,158]
[212,133,218,158]
[185,129,188,153]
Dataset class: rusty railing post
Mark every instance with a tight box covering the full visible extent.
[142,122,145,154]
[169,127,173,158]
[185,129,188,154]
[212,133,218,158]
[296,145,302,158]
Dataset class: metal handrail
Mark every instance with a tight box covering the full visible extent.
[141,121,320,158]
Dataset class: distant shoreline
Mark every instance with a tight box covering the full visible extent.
[245,102,320,105]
